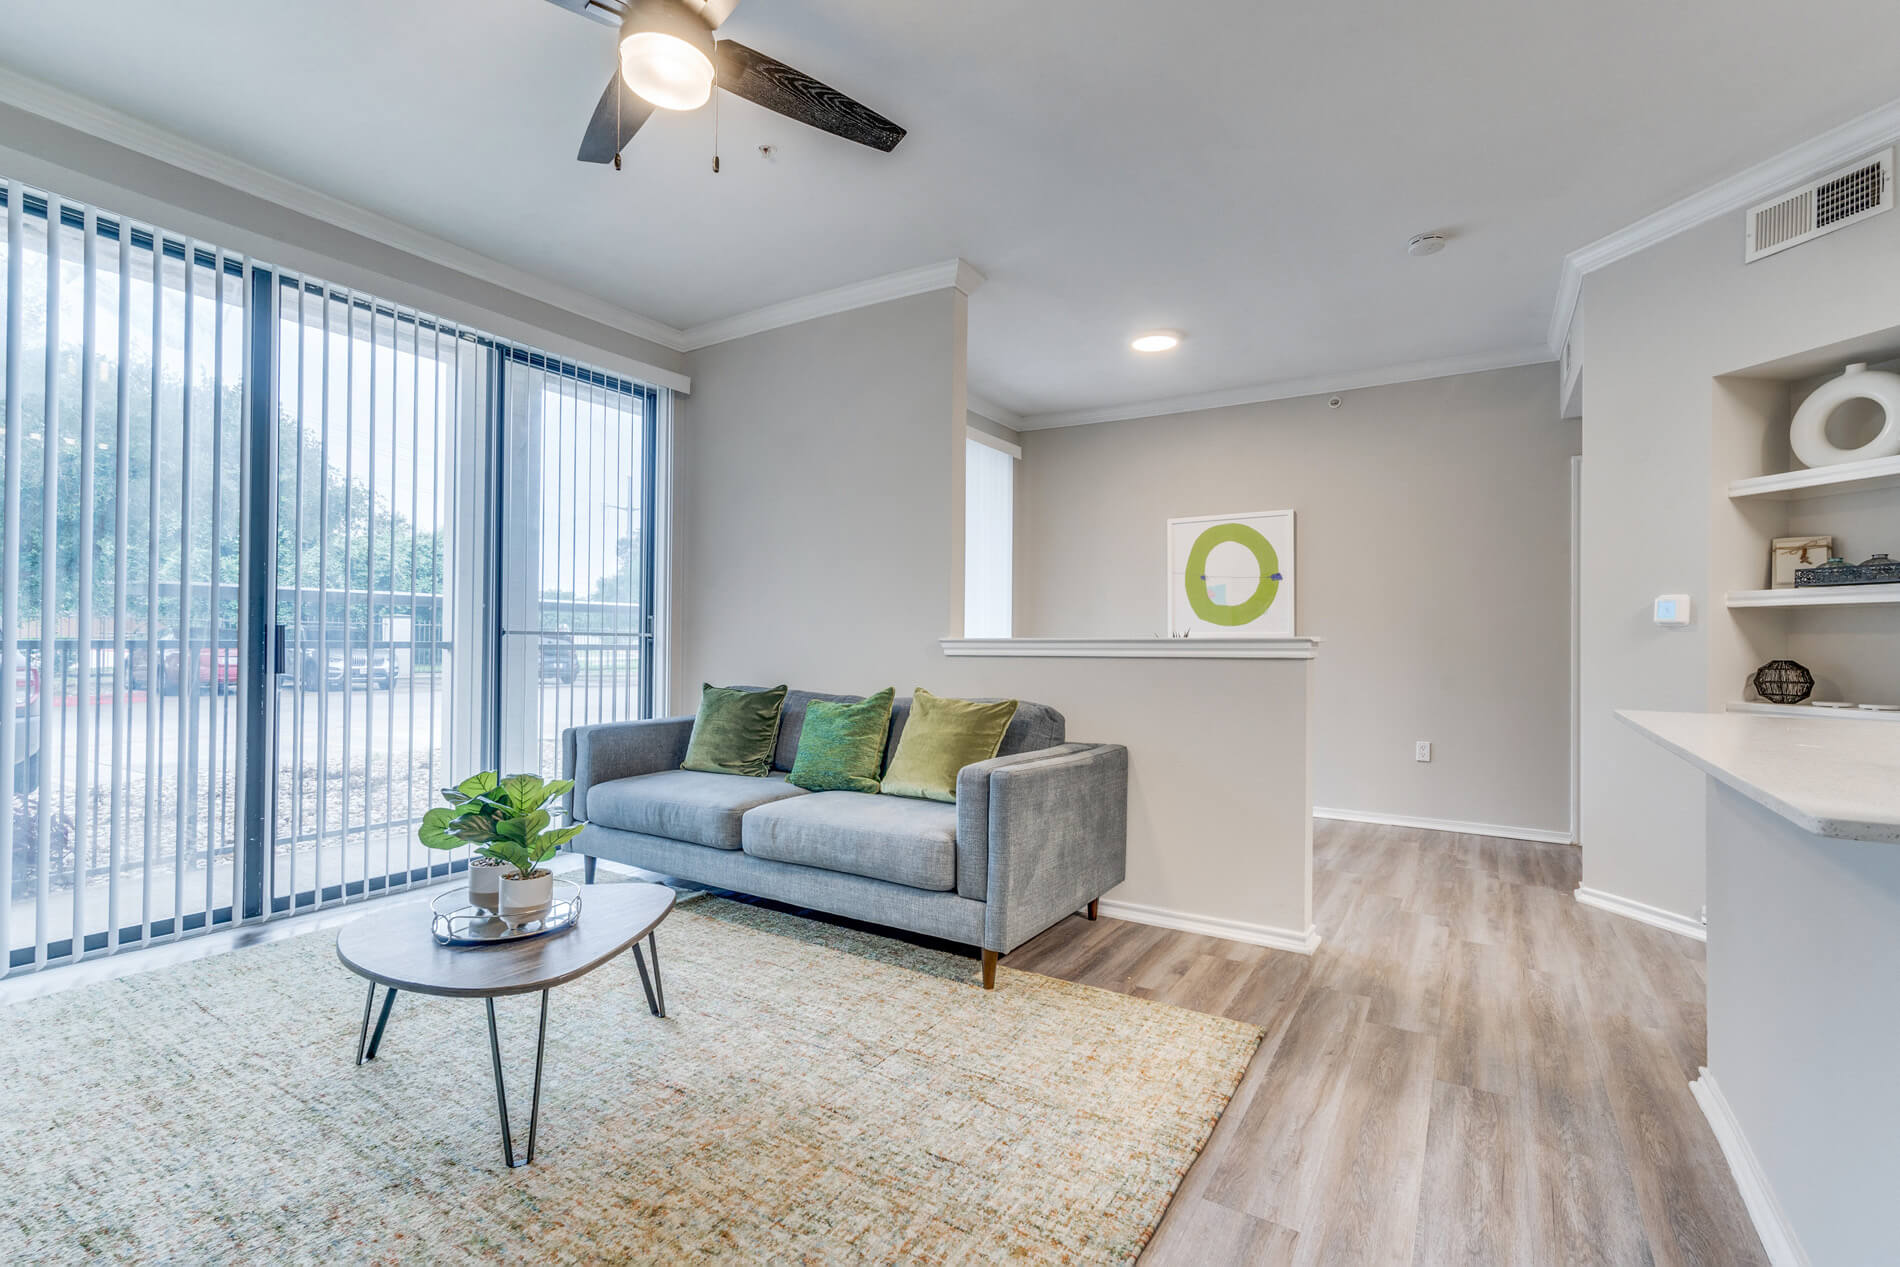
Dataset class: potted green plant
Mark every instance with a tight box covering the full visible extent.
[419,772,584,921]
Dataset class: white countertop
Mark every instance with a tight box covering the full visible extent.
[1618,710,1900,844]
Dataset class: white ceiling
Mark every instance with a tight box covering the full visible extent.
[5,0,1900,423]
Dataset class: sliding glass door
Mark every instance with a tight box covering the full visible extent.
[268,278,489,913]
[498,353,656,777]
[0,174,664,972]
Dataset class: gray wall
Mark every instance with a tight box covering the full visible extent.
[670,289,1317,938]
[1580,202,1900,924]
[673,290,964,695]
[1013,364,1579,836]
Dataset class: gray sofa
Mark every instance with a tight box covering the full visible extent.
[562,690,1128,988]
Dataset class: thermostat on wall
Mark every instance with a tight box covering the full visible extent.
[1653,594,1692,627]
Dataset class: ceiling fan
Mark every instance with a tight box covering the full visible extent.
[542,0,906,168]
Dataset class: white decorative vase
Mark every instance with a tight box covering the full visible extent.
[499,870,555,925]
[1789,362,1900,468]
[467,858,506,913]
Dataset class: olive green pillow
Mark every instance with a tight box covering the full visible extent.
[880,688,1019,803]
[787,688,895,794]
[681,683,787,777]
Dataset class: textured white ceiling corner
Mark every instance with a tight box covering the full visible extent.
[5,0,1900,421]
[679,258,981,350]
[0,63,693,359]
[966,391,1021,427]
[1544,94,1900,360]
[1015,346,1554,430]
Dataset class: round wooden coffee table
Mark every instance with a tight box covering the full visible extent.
[336,880,675,1167]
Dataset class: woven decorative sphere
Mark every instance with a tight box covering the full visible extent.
[1752,659,1814,705]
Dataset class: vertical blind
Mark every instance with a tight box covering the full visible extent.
[0,174,661,974]
[0,186,250,966]
[269,276,489,917]
[498,354,653,779]
[964,433,1015,638]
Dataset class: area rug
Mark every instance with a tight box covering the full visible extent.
[0,887,1260,1264]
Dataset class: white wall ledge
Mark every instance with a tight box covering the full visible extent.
[941,636,1319,660]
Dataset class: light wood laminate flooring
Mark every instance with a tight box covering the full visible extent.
[1007,821,1766,1266]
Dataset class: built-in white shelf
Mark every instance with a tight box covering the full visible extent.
[1727,454,1900,501]
[1727,701,1900,722]
[1726,584,1900,608]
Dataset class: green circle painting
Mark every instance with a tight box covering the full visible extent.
[1185,522,1281,626]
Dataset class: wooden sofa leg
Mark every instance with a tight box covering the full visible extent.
[1086,899,1099,921]
[583,855,597,885]
[981,949,999,990]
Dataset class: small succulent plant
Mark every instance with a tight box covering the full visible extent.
[418,771,584,879]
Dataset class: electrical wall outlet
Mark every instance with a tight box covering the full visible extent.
[1414,740,1432,763]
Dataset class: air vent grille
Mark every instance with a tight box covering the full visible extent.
[1746,148,1892,263]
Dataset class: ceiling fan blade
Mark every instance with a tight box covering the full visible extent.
[576,71,656,164]
[714,41,905,153]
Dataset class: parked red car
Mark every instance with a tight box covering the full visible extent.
[126,643,239,695]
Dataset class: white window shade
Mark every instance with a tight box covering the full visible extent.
[964,434,1015,637]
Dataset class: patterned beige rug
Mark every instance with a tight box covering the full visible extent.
[0,889,1259,1264]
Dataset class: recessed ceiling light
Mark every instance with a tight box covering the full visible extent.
[1131,332,1181,353]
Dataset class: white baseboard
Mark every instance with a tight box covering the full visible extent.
[1313,806,1575,846]
[1574,885,1707,941]
[1096,899,1321,955]
[1691,1069,1808,1267]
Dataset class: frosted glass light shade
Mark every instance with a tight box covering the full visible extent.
[620,31,715,111]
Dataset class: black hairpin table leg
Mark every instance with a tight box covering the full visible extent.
[632,931,665,1018]
[485,990,551,1168]
[356,983,399,1065]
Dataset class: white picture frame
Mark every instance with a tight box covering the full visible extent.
[1167,510,1296,637]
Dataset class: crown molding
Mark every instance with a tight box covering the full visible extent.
[965,390,1022,427]
[1546,95,1900,358]
[679,258,984,351]
[1013,345,1552,431]
[0,66,700,362]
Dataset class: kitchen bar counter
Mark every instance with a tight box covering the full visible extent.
[1617,709,1900,843]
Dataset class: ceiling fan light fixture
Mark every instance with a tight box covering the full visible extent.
[619,0,716,111]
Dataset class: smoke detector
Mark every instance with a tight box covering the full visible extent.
[1407,233,1448,257]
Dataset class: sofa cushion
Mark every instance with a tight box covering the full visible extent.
[881,689,1019,803]
[884,697,1064,771]
[788,688,895,793]
[682,683,788,777]
[768,690,1067,774]
[741,792,958,892]
[585,769,809,851]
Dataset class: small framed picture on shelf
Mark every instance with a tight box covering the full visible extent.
[1771,535,1832,589]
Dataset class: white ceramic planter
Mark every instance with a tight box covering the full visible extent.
[499,870,555,925]
[467,858,507,912]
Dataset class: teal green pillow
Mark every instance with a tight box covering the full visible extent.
[788,689,895,793]
[681,684,787,777]
[880,688,1019,802]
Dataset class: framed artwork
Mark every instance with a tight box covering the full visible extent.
[1770,535,1831,589]
[1167,510,1295,637]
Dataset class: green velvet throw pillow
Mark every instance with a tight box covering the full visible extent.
[681,683,787,777]
[880,688,1019,803]
[787,688,895,794]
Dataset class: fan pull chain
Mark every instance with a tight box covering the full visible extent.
[614,67,623,171]
[713,84,721,174]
